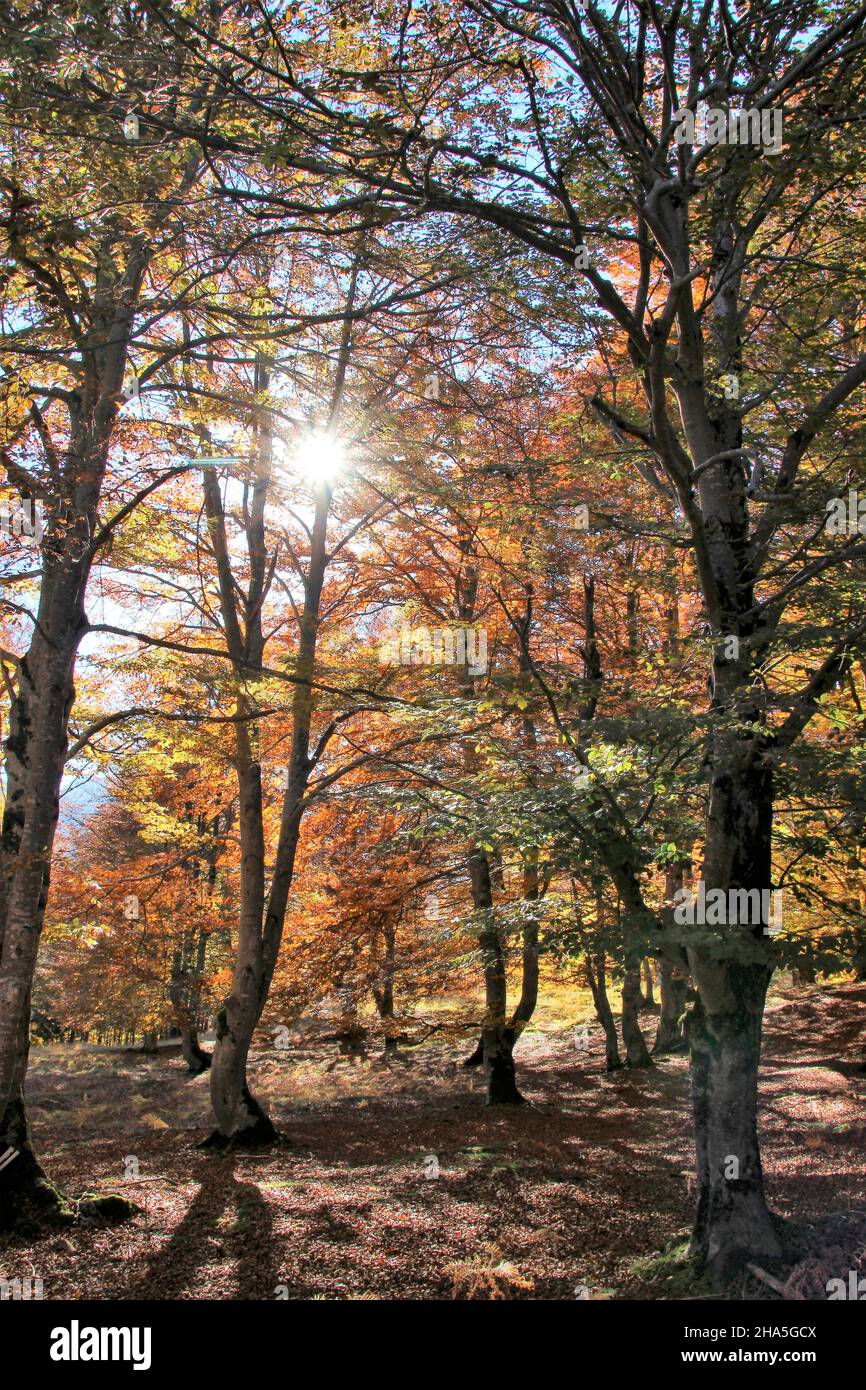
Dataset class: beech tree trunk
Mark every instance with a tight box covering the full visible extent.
[0,595,82,1225]
[457,568,528,1104]
[621,963,653,1068]
[687,965,779,1278]
[585,953,621,1071]
[0,1014,63,1229]
[653,958,689,1054]
[207,744,283,1142]
[687,737,782,1275]
[180,1028,211,1073]
[372,919,398,1052]
[471,850,523,1104]
[463,839,539,1099]
[182,928,212,1071]
[203,319,349,1141]
[0,268,143,1221]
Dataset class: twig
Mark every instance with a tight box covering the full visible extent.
[747,1263,787,1296]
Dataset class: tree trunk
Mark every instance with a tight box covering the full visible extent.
[654,865,689,1054]
[626,586,639,659]
[621,963,653,1067]
[203,330,344,1142]
[464,846,541,1076]
[482,1026,523,1103]
[180,1026,211,1073]
[640,957,656,1007]
[472,849,523,1105]
[0,582,85,1221]
[169,939,211,1073]
[686,965,781,1279]
[0,1018,65,1231]
[476,927,537,1087]
[584,953,622,1071]
[688,743,782,1276]
[205,757,278,1145]
[463,846,539,1102]
[509,848,540,1039]
[372,919,399,1053]
[653,958,689,1054]
[0,237,148,1226]
[207,1019,277,1147]
[0,484,107,1221]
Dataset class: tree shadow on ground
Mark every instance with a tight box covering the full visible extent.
[122,1155,279,1300]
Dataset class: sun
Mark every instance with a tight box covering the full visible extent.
[287,429,346,485]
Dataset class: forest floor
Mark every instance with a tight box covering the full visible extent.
[3,980,865,1300]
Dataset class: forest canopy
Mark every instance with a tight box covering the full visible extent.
[1,0,865,1307]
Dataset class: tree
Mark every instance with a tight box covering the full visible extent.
[0,3,223,1221]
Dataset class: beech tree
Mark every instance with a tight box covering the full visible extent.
[0,5,222,1221]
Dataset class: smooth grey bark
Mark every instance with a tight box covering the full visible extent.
[448,536,522,1101]
[463,589,538,1102]
[687,963,778,1278]
[461,860,534,1091]
[468,851,542,1094]
[203,374,285,1143]
[654,958,689,1055]
[654,868,689,1054]
[470,847,523,1105]
[0,240,148,1222]
[621,963,654,1068]
[584,952,621,1072]
[201,362,286,1143]
[204,277,356,1140]
[507,848,541,1039]
[686,754,782,1274]
[169,932,211,1073]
